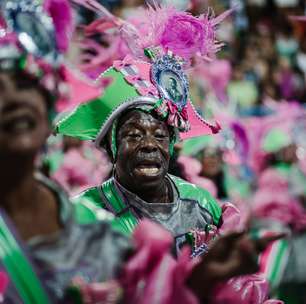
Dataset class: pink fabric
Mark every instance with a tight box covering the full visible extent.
[219,203,245,234]
[114,58,159,97]
[252,168,306,231]
[121,220,199,304]
[243,117,267,174]
[56,67,104,112]
[253,193,306,231]
[213,274,283,304]
[67,220,279,304]
[52,142,112,195]
[180,101,221,139]
[178,156,217,197]
[178,156,202,176]
[245,101,303,174]
[290,15,306,22]
[69,278,122,303]
[191,226,218,248]
[112,55,221,137]
[193,59,232,103]
[257,168,288,190]
[190,176,217,197]
[113,55,135,70]
[0,271,9,301]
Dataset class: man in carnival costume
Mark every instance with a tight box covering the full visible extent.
[0,1,284,303]
[57,1,235,243]
[56,3,284,302]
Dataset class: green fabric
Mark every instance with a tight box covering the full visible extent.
[274,162,291,174]
[73,187,106,224]
[181,136,213,156]
[73,175,222,233]
[227,81,258,108]
[44,150,64,173]
[262,128,291,153]
[100,180,139,235]
[73,184,137,236]
[73,187,131,236]
[223,166,251,199]
[55,68,139,140]
[269,239,289,289]
[0,215,50,304]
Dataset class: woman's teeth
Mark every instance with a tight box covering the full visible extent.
[2,117,35,133]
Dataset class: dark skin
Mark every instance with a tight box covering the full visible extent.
[201,147,223,178]
[0,72,60,241]
[115,110,284,301]
[115,110,172,204]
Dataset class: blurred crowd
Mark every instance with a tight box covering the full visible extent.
[217,0,306,115]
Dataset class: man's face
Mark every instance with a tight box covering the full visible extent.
[0,73,49,157]
[115,110,171,193]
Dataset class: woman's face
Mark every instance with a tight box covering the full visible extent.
[201,147,223,178]
[0,72,50,158]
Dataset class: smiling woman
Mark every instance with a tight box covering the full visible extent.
[0,72,50,156]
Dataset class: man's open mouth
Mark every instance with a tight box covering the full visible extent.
[134,161,162,176]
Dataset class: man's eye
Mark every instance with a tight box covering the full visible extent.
[155,133,167,140]
[127,133,141,139]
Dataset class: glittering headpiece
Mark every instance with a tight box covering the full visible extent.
[0,0,104,113]
[55,1,231,153]
[0,0,74,95]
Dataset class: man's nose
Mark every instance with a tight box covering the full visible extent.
[140,136,158,153]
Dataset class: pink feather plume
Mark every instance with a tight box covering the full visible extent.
[120,4,233,62]
[77,0,232,63]
[44,0,74,53]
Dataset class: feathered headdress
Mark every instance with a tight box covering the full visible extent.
[56,1,232,154]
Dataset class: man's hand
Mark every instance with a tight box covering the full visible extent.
[188,232,285,302]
